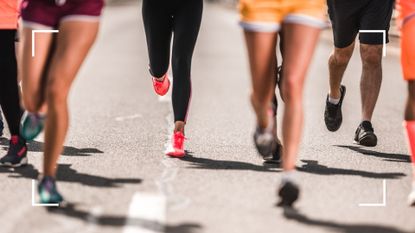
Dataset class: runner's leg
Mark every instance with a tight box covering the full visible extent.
[43,21,99,177]
[171,0,203,132]
[281,23,320,171]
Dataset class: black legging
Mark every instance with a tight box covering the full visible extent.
[142,0,203,122]
[0,30,23,136]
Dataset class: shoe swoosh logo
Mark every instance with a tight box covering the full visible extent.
[17,147,27,157]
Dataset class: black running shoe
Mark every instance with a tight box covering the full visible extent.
[264,140,282,164]
[254,126,275,158]
[354,121,377,147]
[278,181,300,207]
[324,85,346,132]
[0,136,28,167]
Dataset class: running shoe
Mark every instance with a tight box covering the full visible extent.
[0,136,28,167]
[268,140,282,163]
[324,85,346,132]
[254,107,275,158]
[38,176,64,204]
[166,131,186,157]
[277,180,300,207]
[152,74,170,96]
[354,121,377,147]
[20,111,45,141]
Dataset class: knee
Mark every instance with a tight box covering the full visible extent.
[330,46,354,66]
[46,77,68,107]
[281,75,303,103]
[361,45,382,67]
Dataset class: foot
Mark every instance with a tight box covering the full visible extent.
[38,176,64,204]
[0,136,28,167]
[354,121,377,147]
[324,85,346,132]
[277,180,300,207]
[20,111,45,141]
[253,108,275,159]
[152,74,170,96]
[166,131,186,158]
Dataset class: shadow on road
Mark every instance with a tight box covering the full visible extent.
[0,164,141,188]
[335,145,410,163]
[47,203,202,233]
[179,152,281,172]
[0,137,104,157]
[297,160,406,179]
[282,207,411,233]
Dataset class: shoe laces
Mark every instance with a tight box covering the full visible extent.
[172,132,186,149]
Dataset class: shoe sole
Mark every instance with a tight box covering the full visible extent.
[1,157,28,168]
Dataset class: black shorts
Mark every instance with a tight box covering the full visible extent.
[327,0,394,48]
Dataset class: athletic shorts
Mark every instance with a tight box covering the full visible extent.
[327,0,394,48]
[239,0,327,32]
[21,0,104,29]
[397,0,415,80]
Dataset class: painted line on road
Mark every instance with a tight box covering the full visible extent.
[123,193,167,233]
[115,114,143,122]
[31,179,59,207]
[358,179,387,207]
[358,30,387,57]
[32,29,59,57]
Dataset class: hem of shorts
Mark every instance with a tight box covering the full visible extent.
[239,21,281,32]
[283,14,328,29]
[22,20,54,30]
[61,15,101,23]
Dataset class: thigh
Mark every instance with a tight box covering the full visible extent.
[282,23,320,84]
[142,0,173,77]
[359,0,394,45]
[20,27,54,101]
[327,0,362,48]
[46,21,99,91]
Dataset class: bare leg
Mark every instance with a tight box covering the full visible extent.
[328,43,354,99]
[43,21,99,177]
[360,44,383,122]
[281,23,320,171]
[20,28,53,112]
[244,31,278,129]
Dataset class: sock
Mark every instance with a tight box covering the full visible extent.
[281,170,298,184]
[328,96,340,105]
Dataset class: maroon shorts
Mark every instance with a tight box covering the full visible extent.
[21,0,104,29]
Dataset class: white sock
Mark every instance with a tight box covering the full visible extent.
[281,171,298,184]
[328,96,340,105]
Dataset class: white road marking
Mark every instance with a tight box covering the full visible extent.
[358,30,387,57]
[358,179,387,207]
[31,30,59,57]
[32,179,59,207]
[123,193,167,233]
[115,114,143,122]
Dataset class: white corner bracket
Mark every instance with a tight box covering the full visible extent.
[32,179,59,207]
[358,30,387,57]
[358,179,387,207]
[31,29,59,57]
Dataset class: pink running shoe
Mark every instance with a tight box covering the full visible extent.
[166,131,186,157]
[152,74,170,96]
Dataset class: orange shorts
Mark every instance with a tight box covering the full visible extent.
[397,0,415,80]
[0,0,19,29]
[239,0,327,32]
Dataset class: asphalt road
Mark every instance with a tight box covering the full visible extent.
[1,1,414,233]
